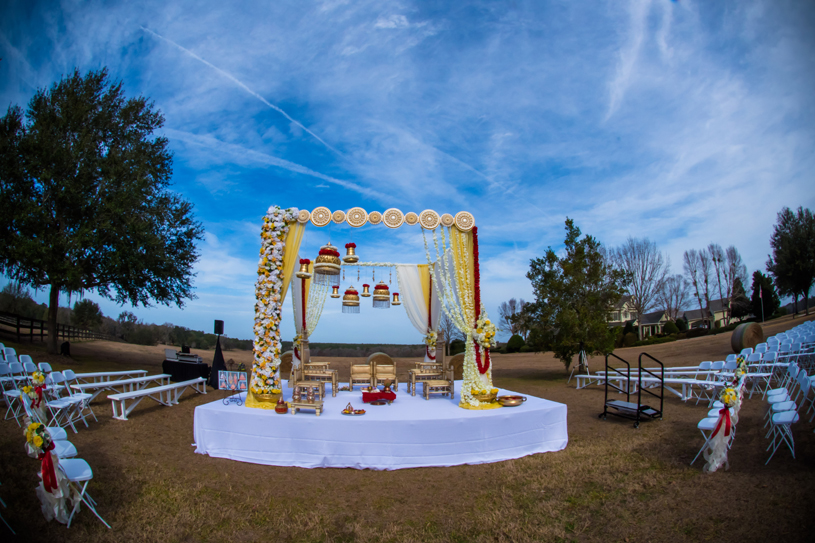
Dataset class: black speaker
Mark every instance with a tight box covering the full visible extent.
[214,320,224,335]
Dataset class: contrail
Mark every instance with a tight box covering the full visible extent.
[166,128,374,198]
[140,26,339,155]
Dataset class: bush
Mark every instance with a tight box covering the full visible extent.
[663,321,679,335]
[676,318,688,332]
[772,307,788,318]
[686,328,709,339]
[519,345,533,353]
[506,334,525,353]
[623,332,637,347]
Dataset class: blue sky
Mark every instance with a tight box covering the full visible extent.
[1,0,813,343]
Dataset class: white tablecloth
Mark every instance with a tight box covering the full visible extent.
[193,383,568,470]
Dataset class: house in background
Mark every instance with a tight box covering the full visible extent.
[608,295,638,328]
[638,310,670,337]
[682,298,729,329]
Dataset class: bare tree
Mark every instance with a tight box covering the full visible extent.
[683,249,708,328]
[610,237,670,339]
[659,274,691,321]
[498,298,527,338]
[698,249,714,325]
[438,311,461,356]
[724,246,748,325]
[708,243,727,321]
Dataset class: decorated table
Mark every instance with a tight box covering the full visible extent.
[193,382,567,470]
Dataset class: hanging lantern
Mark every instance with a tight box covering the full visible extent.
[342,286,360,314]
[313,243,341,286]
[361,284,371,298]
[372,281,390,309]
[330,285,340,298]
[392,292,401,306]
[343,242,359,264]
[295,259,312,279]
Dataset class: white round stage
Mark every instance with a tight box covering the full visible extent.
[193,382,568,470]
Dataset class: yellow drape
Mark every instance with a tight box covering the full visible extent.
[418,264,431,315]
[450,228,475,327]
[280,221,305,304]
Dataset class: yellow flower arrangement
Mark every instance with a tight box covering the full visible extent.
[719,386,738,407]
[474,310,499,350]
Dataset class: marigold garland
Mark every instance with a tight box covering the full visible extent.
[251,205,299,396]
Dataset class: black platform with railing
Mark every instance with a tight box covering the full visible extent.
[599,352,664,428]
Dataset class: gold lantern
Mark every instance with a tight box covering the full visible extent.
[361,284,371,297]
[295,258,312,279]
[330,285,340,298]
[313,243,341,286]
[372,281,390,309]
[392,292,401,306]
[342,286,360,314]
[343,242,359,264]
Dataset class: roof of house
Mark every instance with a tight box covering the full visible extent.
[612,295,634,309]
[638,310,668,326]
[682,298,727,321]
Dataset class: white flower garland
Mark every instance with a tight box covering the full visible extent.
[423,227,493,406]
[251,205,299,396]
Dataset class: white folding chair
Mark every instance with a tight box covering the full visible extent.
[21,394,68,441]
[7,360,25,387]
[766,408,799,464]
[724,360,738,371]
[2,348,16,361]
[22,359,38,377]
[62,370,98,423]
[694,362,714,404]
[691,415,735,465]
[739,348,753,357]
[38,362,53,374]
[755,343,768,354]
[44,372,82,433]
[0,365,23,426]
[58,458,111,529]
[725,354,737,364]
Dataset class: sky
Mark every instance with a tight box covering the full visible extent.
[1,0,813,343]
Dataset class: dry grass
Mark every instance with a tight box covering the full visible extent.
[1,314,814,542]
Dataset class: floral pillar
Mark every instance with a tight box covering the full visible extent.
[250,206,299,399]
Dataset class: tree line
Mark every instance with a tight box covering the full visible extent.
[507,208,813,370]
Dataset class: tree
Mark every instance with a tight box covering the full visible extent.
[438,311,461,356]
[0,68,204,353]
[498,298,527,339]
[610,237,669,339]
[751,271,779,322]
[658,274,690,322]
[684,249,709,328]
[0,280,40,318]
[522,218,626,371]
[767,207,815,316]
[506,334,525,353]
[729,277,751,320]
[117,311,138,341]
[72,299,103,330]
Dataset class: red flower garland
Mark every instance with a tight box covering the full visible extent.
[472,226,490,374]
[299,258,311,265]
[319,248,340,257]
[345,242,356,248]
[362,284,370,288]
[344,289,359,295]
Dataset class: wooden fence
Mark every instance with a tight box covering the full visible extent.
[0,311,112,344]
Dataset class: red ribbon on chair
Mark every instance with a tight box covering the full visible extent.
[38,443,58,493]
[712,407,732,438]
[34,384,46,408]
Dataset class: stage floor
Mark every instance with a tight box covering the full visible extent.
[193,382,568,470]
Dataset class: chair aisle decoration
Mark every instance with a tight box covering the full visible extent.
[24,417,79,525]
[700,376,744,473]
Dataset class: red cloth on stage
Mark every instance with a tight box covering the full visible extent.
[362,391,397,403]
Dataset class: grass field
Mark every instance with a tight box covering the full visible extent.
[1,314,814,542]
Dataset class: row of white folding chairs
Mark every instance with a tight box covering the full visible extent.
[691,378,747,465]
[1,364,95,431]
[762,362,813,464]
[21,396,110,528]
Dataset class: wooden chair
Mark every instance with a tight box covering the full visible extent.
[368,352,398,391]
[448,353,465,380]
[423,368,454,400]
[349,364,374,391]
[281,351,294,387]
[301,360,338,397]
[408,361,443,396]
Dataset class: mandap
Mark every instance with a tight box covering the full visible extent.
[246,205,499,410]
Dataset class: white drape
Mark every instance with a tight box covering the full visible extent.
[396,265,440,362]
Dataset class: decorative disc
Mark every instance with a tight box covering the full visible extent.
[332,210,346,224]
[311,207,331,227]
[440,213,455,227]
[383,208,404,228]
[297,210,311,224]
[454,211,475,231]
[345,207,368,228]
[368,211,383,225]
[405,212,419,225]
[419,210,440,229]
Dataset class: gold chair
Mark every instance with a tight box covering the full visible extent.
[408,361,443,396]
[301,360,338,397]
[368,352,398,391]
[423,368,454,400]
[349,363,374,391]
[447,353,465,380]
[280,351,294,388]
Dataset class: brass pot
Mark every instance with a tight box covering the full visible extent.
[472,391,498,403]
[497,395,527,407]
